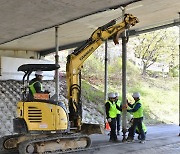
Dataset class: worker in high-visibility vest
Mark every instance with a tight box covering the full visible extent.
[28,70,44,100]
[105,92,119,142]
[114,92,122,136]
[126,92,146,143]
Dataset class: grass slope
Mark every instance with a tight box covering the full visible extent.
[81,58,179,125]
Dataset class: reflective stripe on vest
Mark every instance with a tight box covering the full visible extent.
[108,101,117,118]
[29,81,42,96]
[133,100,143,118]
[136,122,147,133]
[116,100,121,114]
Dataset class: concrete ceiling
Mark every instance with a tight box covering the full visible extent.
[0,0,179,56]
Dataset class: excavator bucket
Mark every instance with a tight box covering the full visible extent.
[81,123,104,135]
[113,14,139,45]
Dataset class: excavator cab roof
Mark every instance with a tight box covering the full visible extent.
[18,64,60,72]
[18,64,60,87]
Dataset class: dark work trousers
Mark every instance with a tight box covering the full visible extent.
[128,117,145,140]
[138,132,147,140]
[128,126,147,140]
[116,114,121,132]
[109,118,117,141]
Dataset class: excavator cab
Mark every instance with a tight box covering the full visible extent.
[13,64,69,134]
[18,64,59,101]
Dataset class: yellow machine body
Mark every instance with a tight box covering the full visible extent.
[17,101,68,131]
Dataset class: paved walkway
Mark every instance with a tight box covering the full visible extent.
[77,124,180,154]
[127,142,180,154]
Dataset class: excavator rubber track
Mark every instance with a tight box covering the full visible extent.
[0,133,91,154]
[0,134,20,154]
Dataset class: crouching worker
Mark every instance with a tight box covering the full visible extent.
[128,118,147,140]
[105,92,119,142]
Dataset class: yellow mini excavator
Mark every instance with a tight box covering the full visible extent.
[0,14,138,154]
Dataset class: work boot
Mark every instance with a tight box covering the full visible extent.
[138,135,141,140]
[126,136,134,142]
[140,140,145,144]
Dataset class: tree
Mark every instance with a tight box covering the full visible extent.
[131,27,178,76]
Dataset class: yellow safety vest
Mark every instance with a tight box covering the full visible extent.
[116,100,121,114]
[108,101,117,118]
[29,81,42,96]
[133,100,143,118]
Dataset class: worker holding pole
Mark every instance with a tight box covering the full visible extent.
[126,92,145,143]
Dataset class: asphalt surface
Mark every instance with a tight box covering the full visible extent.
[77,124,180,154]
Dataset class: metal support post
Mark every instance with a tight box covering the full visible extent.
[55,26,59,101]
[104,40,108,102]
[178,12,180,137]
[121,7,128,142]
[104,40,108,125]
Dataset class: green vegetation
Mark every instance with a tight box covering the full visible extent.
[81,54,179,125]
[132,27,179,76]
[81,80,104,105]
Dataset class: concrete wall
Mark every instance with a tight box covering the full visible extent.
[0,50,39,59]
[0,56,55,80]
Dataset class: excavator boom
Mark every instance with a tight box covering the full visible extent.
[66,13,139,130]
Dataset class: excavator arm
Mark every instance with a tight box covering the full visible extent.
[66,14,139,130]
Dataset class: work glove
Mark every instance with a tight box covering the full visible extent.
[122,104,128,110]
[107,118,112,123]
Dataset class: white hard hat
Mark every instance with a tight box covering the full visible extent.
[115,92,119,97]
[35,70,43,76]
[108,92,116,98]
[132,92,140,98]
